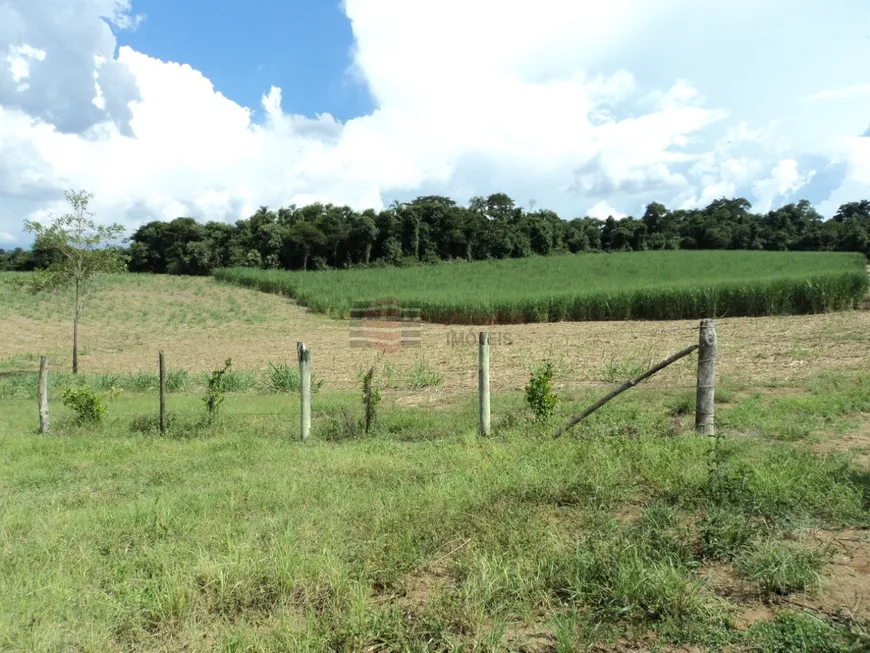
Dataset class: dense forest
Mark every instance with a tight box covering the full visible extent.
[2,194,869,274]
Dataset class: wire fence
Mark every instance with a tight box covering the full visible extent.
[19,305,870,439]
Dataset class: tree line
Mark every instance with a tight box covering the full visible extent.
[3,194,869,274]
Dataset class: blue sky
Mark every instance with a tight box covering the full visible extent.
[0,0,869,245]
[115,0,374,122]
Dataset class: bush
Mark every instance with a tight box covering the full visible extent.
[525,361,558,422]
[203,359,232,423]
[62,386,115,425]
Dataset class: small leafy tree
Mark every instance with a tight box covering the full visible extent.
[525,361,559,422]
[204,358,232,423]
[23,190,127,374]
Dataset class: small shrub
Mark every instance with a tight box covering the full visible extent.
[263,361,299,393]
[165,369,189,393]
[737,540,826,596]
[260,363,323,393]
[62,386,119,425]
[123,371,159,392]
[220,369,258,392]
[525,361,559,422]
[362,366,381,434]
[203,358,232,423]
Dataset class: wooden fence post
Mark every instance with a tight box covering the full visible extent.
[37,356,49,434]
[695,319,718,436]
[158,351,167,434]
[478,332,490,436]
[298,342,311,441]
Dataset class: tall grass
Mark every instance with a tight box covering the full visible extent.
[214,251,869,324]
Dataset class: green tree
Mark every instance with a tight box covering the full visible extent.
[288,221,326,270]
[23,190,127,374]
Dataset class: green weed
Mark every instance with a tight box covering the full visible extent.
[737,540,827,596]
[262,361,300,393]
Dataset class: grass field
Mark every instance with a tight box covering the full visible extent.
[2,269,870,650]
[214,251,869,324]
[2,373,870,651]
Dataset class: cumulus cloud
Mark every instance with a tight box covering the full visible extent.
[0,0,869,243]
[752,159,815,213]
[0,0,141,136]
[587,200,627,220]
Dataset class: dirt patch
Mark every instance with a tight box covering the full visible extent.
[400,568,451,611]
[699,529,870,623]
[614,503,644,525]
[797,529,870,621]
[732,604,777,630]
[592,638,706,652]
[699,563,757,603]
[501,620,555,652]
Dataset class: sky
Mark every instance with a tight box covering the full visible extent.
[1,0,869,246]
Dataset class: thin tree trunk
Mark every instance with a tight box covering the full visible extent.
[72,310,79,374]
[73,278,80,374]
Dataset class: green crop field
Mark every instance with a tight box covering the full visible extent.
[214,250,869,324]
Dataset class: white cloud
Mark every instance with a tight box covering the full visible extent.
[802,84,870,103]
[0,231,16,244]
[752,159,815,213]
[6,43,46,89]
[0,0,869,241]
[587,200,627,220]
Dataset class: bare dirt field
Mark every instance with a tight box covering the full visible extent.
[3,274,869,394]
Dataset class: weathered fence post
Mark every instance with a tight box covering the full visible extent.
[298,342,311,441]
[37,356,49,434]
[695,319,718,436]
[478,332,490,436]
[158,351,167,435]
